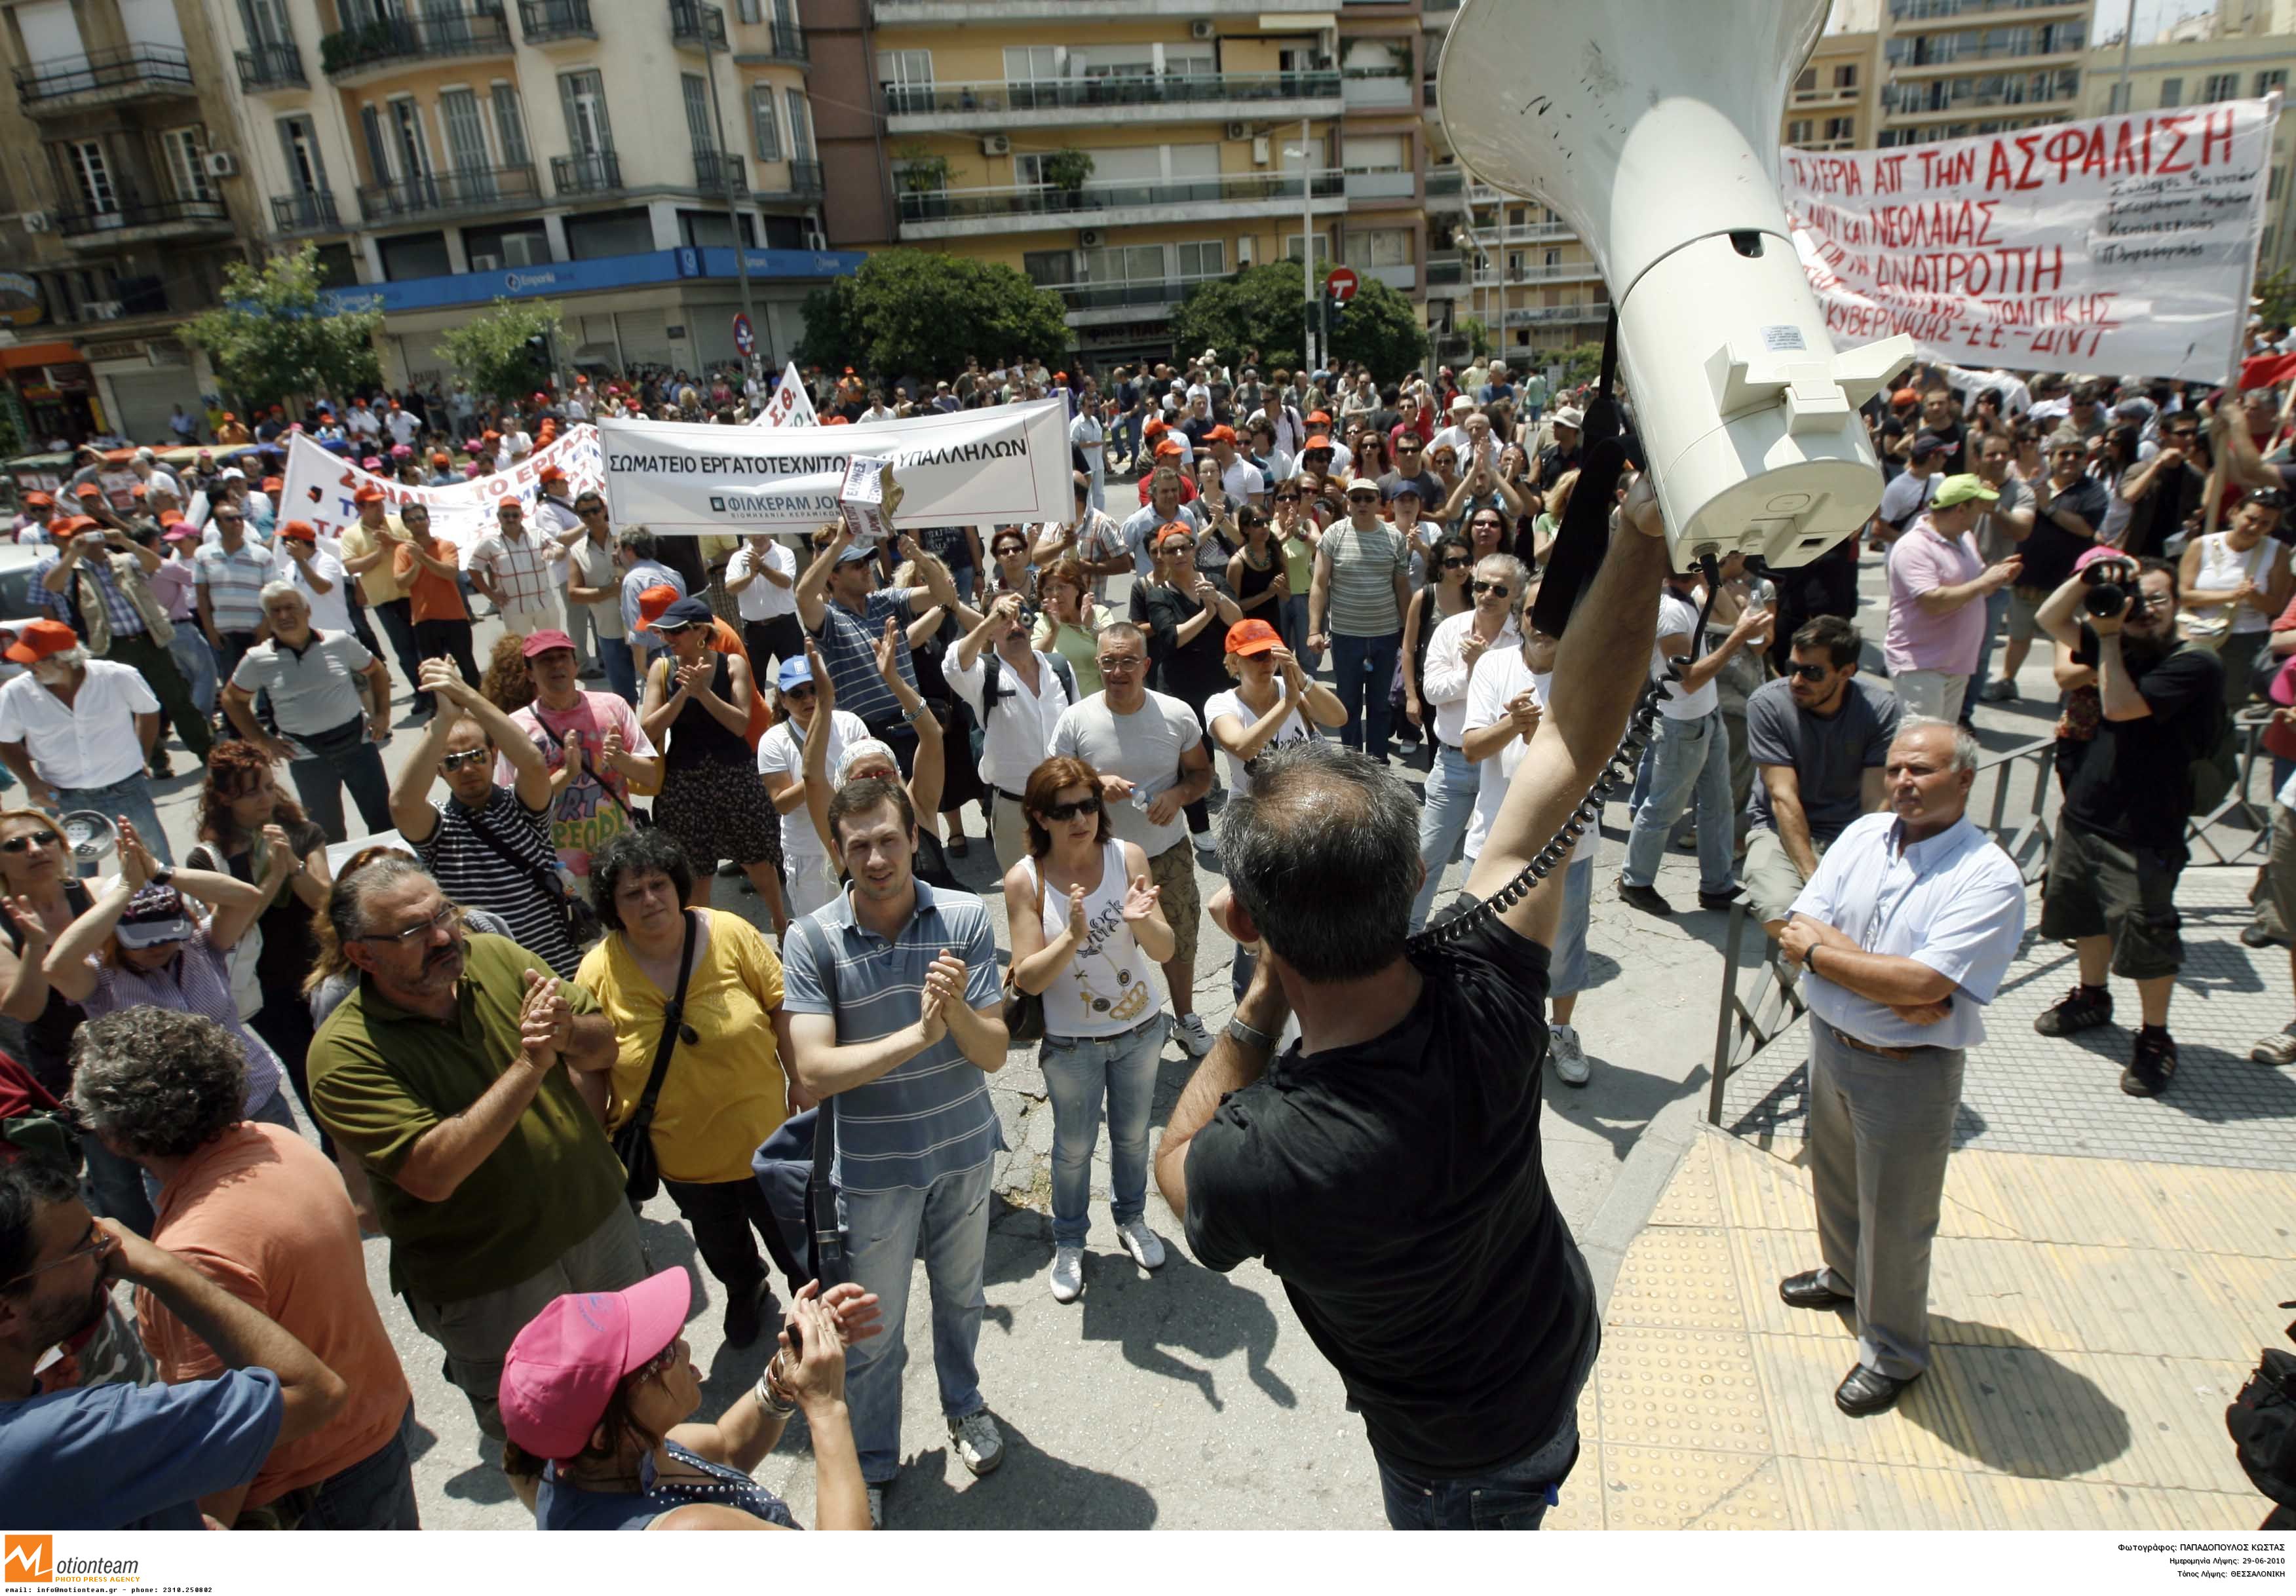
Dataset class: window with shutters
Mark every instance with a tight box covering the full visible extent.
[163,127,212,201]
[440,89,490,172]
[683,74,715,151]
[560,71,611,158]
[278,116,326,193]
[2205,73,2240,103]
[1343,228,1409,268]
[881,48,932,115]
[66,140,115,215]
[2160,78,2183,107]
[750,85,781,160]
[1788,119,1812,144]
[493,84,530,168]
[785,90,814,164]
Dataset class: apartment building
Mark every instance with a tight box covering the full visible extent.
[808,0,1436,373]
[0,0,864,444]
[1787,25,1882,150]
[1875,0,2089,147]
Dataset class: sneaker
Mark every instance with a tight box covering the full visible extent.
[947,1409,1005,1476]
[1696,886,1744,913]
[1173,1012,1214,1055]
[1980,677,2019,702]
[2253,1032,2296,1067]
[1117,1218,1166,1270]
[2242,923,2286,949]
[1550,1023,1591,1086]
[2035,983,2113,1037]
[1617,879,1675,918]
[2122,1029,2177,1097]
[1048,1244,1084,1302]
[866,1485,886,1529]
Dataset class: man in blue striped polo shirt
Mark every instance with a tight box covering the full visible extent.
[793,521,962,775]
[782,775,1009,1530]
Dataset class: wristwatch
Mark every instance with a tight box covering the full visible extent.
[1224,1016,1278,1053]
[150,866,174,889]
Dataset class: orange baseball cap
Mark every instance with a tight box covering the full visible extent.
[280,519,318,543]
[1154,438,1184,457]
[21,491,50,508]
[1304,435,1333,451]
[157,509,185,527]
[73,482,103,500]
[1225,618,1281,655]
[353,485,385,504]
[260,477,283,493]
[633,584,682,632]
[1206,425,1236,443]
[5,618,79,663]
[1155,522,1194,550]
[62,515,100,534]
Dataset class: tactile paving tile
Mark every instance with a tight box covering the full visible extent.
[1607,1226,1746,1333]
[1599,1443,1777,1530]
[1774,1456,1995,1531]
[1544,1447,1605,1532]
[1645,1135,1725,1228]
[1685,1456,1796,1530]
[1596,1325,1774,1456]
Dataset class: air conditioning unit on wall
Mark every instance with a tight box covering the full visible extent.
[1225,121,1250,141]
[1190,18,1215,38]
[982,134,1010,156]
[203,151,238,179]
[469,252,503,273]
[1078,227,1101,248]
[22,212,49,233]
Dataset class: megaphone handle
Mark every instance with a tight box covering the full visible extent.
[1530,309,1624,643]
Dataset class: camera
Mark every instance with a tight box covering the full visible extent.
[2080,558,2135,619]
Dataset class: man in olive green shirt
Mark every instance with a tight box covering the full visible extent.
[309,856,643,1449]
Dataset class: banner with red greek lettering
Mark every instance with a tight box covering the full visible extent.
[277,426,605,567]
[1782,100,2278,383]
[749,360,817,428]
[600,399,1071,535]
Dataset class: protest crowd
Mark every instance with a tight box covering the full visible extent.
[7,323,2296,1536]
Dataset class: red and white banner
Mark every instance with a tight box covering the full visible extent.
[276,426,605,567]
[750,360,818,429]
[1783,100,2278,383]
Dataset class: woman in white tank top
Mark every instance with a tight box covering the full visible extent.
[2177,491,2293,712]
[1003,754,1176,1306]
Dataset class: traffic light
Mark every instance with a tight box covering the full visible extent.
[1326,286,1349,335]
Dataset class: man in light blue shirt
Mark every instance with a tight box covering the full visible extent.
[780,776,1008,1528]
[1773,716,2026,1420]
[613,529,685,673]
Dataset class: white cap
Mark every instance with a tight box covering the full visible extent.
[1346,477,1381,495]
[1449,395,1475,412]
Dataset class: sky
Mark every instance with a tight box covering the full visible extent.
[2094,0,2226,45]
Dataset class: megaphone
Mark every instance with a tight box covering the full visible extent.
[1438,0,1915,568]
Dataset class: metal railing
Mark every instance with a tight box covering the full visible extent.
[320,9,513,75]
[551,152,622,195]
[695,149,748,195]
[1426,259,1464,286]
[782,159,825,195]
[14,43,193,103]
[270,189,342,233]
[898,168,1341,224]
[1043,275,1225,312]
[755,20,807,62]
[56,196,229,237]
[883,68,1339,117]
[235,41,306,92]
[356,164,538,221]
[519,0,596,41]
[1891,0,2088,20]
[1426,168,1464,198]
[670,0,729,47]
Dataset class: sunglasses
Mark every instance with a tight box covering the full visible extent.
[782,683,816,699]
[1440,556,1472,571]
[1040,796,1102,822]
[358,902,459,946]
[1788,662,1833,682]
[1470,579,1512,596]
[1272,492,1300,503]
[0,833,60,854]
[1,1220,112,1291]
[1347,493,1379,503]
[440,748,490,772]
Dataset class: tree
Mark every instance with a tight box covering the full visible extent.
[438,298,564,404]
[1172,261,1430,376]
[2257,265,2296,330]
[1554,341,1605,390]
[801,250,1068,383]
[1456,316,1493,360]
[178,243,381,410]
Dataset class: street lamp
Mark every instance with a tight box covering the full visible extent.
[1284,120,1318,370]
[698,4,761,385]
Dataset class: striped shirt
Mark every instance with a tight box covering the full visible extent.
[809,589,918,729]
[780,882,1003,1194]
[469,532,558,615]
[412,786,580,978]
[1320,520,1409,637]
[194,542,271,633]
[81,919,285,1117]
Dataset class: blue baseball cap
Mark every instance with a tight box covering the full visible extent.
[776,656,813,692]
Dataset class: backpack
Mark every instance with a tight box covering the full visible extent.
[2228,1314,2296,1509]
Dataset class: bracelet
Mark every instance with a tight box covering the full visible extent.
[753,1356,797,1418]
[904,701,930,725]
[1807,943,1824,981]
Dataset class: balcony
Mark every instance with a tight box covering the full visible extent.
[1789,84,1861,105]
[13,44,195,113]
[894,168,1343,240]
[270,189,344,234]
[763,159,825,198]
[56,196,231,247]
[1046,273,1225,326]
[1360,263,1417,292]
[356,164,539,223]
[1888,38,2086,75]
[1426,257,1463,287]
[1509,260,1602,284]
[552,152,622,197]
[871,0,1275,20]
[738,22,807,66]
[1341,67,1415,111]
[883,69,1340,133]
[1882,77,2080,120]
[1426,167,1464,200]
[670,0,729,49]
[320,9,514,83]
[695,149,748,195]
[236,41,307,93]
[1504,303,1609,327]
[519,0,596,43]
[1888,0,2088,29]
[1344,169,1416,202]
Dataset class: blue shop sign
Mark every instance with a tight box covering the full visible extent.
[319,247,866,316]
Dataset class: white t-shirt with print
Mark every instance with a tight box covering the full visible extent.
[756,709,867,862]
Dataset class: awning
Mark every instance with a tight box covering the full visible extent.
[0,343,83,371]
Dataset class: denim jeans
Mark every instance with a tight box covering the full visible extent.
[167,626,219,719]
[54,772,172,867]
[597,635,639,704]
[1551,852,1596,997]
[290,740,393,845]
[1621,709,1737,896]
[1280,594,1314,668]
[1329,629,1402,761]
[1411,742,1481,931]
[839,1157,995,1484]
[297,1401,421,1529]
[1968,586,2011,708]
[1041,1015,1169,1247]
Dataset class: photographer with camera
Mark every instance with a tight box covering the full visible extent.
[946,592,1075,870]
[2031,554,2221,1097]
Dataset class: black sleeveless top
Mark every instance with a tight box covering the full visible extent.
[662,653,749,769]
[5,879,92,1097]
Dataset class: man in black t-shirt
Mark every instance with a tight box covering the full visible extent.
[2031,558,2221,1097]
[1155,474,1674,1530]
[1997,428,2109,694]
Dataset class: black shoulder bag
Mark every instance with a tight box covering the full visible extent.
[611,909,699,1206]
[750,915,845,1287]
[457,795,604,951]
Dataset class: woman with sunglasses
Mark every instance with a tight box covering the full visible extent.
[984,529,1037,607]
[1130,527,1242,840]
[1003,755,1172,1304]
[1268,481,1321,664]
[576,829,805,1348]
[1400,533,1477,763]
[1033,560,1108,700]
[1224,505,1288,627]
[0,808,96,1101]
[502,1270,879,1530]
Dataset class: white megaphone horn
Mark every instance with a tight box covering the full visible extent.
[1438,0,1916,568]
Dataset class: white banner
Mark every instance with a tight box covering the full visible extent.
[750,360,818,428]
[1782,100,2278,383]
[601,399,1073,535]
[277,427,605,567]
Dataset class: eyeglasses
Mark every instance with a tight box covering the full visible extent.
[1040,796,1102,822]
[358,902,459,947]
[0,833,60,854]
[1470,579,1513,596]
[1788,662,1833,682]
[1096,656,1145,674]
[1347,493,1379,503]
[1272,493,1300,503]
[1440,557,1471,571]
[0,1221,111,1292]
[440,748,489,772]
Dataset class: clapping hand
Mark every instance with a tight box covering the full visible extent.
[1273,646,1308,697]
[115,818,157,890]
[1,894,49,949]
[1065,883,1090,943]
[1119,873,1161,925]
[597,725,623,772]
[872,616,906,689]
[518,967,573,1067]
[775,1290,849,1411]
[420,658,474,710]
[1506,691,1542,742]
[917,948,966,1046]
[672,657,710,699]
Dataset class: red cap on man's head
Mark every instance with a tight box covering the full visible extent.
[520,628,575,659]
[1206,425,1236,444]
[22,491,50,508]
[73,482,102,500]
[280,520,318,544]
[353,485,385,504]
[5,618,79,664]
[62,515,99,535]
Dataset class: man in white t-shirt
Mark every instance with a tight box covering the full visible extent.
[946,594,1073,869]
[754,654,867,916]
[1205,426,1265,508]
[1616,571,1770,918]
[725,532,801,674]
[384,402,421,449]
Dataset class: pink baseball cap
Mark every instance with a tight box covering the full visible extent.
[519,628,575,659]
[2073,544,2130,575]
[499,1267,691,1460]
